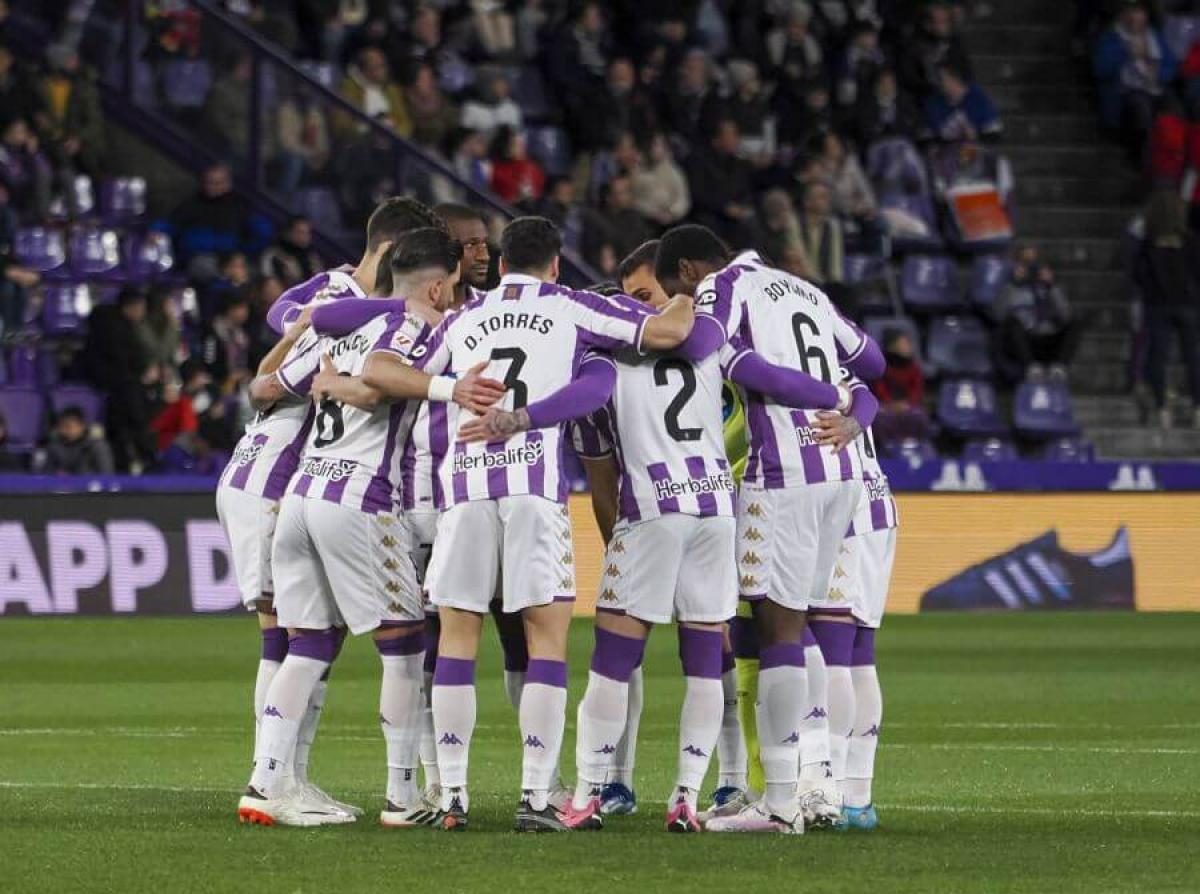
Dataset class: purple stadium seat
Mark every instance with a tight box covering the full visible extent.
[0,351,7,385]
[526,125,572,178]
[6,345,37,386]
[867,137,930,195]
[880,435,938,462]
[161,58,213,108]
[1165,15,1200,59]
[0,387,45,450]
[42,283,94,337]
[123,231,175,280]
[962,437,1018,463]
[1013,380,1079,438]
[13,227,67,275]
[927,315,993,378]
[47,174,96,222]
[294,187,345,232]
[880,191,943,249]
[969,254,1011,319]
[514,65,553,121]
[937,379,1007,437]
[131,60,157,107]
[1040,436,1095,463]
[68,226,122,278]
[863,315,924,369]
[50,384,106,426]
[901,254,963,312]
[100,177,148,224]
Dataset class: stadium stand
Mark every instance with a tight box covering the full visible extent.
[0,0,1197,475]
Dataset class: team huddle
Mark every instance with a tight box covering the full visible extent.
[216,195,898,835]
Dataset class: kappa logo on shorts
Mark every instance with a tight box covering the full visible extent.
[387,601,407,613]
[804,707,828,721]
[781,731,800,744]
[743,527,764,542]
[383,558,399,571]
[682,744,708,758]
[741,551,762,566]
[594,744,616,754]
[385,580,403,594]
[559,576,574,589]
[438,733,464,746]
[611,540,626,554]
[833,565,847,579]
[263,705,283,719]
[604,563,621,578]
[740,574,758,590]
[827,587,846,602]
[380,534,399,547]
[560,552,573,565]
[599,588,618,603]
[745,503,765,517]
[524,735,546,749]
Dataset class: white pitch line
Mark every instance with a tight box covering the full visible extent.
[0,782,1196,820]
[888,743,1198,756]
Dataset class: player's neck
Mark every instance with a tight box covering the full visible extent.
[398,295,442,326]
[351,257,377,295]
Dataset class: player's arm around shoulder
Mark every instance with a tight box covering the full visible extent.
[640,292,696,351]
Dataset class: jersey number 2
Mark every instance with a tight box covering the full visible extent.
[654,358,702,442]
[491,347,528,409]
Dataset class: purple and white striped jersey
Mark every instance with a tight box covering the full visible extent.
[709,254,870,489]
[417,273,653,505]
[848,425,899,535]
[218,329,320,500]
[573,347,734,523]
[399,400,452,511]
[268,266,364,332]
[277,308,430,514]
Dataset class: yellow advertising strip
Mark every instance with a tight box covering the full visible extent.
[568,493,1200,615]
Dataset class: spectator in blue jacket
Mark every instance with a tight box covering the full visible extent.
[160,162,272,279]
[1092,1,1176,156]
[924,62,1001,142]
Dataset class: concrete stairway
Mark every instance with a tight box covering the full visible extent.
[963,3,1196,459]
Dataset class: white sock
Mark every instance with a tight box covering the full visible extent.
[798,642,832,782]
[431,658,476,792]
[380,652,424,807]
[608,665,643,789]
[677,675,723,793]
[574,671,629,807]
[292,678,326,787]
[756,643,807,817]
[845,664,882,808]
[504,670,526,712]
[826,665,856,783]
[252,658,282,763]
[249,655,328,798]
[520,660,567,808]
[420,670,439,789]
[716,665,748,790]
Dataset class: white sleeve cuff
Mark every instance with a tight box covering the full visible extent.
[427,375,456,403]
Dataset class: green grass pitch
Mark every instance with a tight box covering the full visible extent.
[1,613,1197,893]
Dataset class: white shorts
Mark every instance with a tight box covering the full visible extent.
[848,527,897,629]
[215,485,277,608]
[736,480,864,611]
[272,495,422,636]
[600,514,737,625]
[427,496,575,614]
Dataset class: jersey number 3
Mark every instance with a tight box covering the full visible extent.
[491,347,529,409]
[654,358,702,442]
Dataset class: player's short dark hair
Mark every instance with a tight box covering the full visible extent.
[654,225,729,283]
[500,216,562,273]
[365,197,446,250]
[433,202,486,227]
[618,240,660,283]
[585,281,622,297]
[57,406,85,424]
[389,227,463,278]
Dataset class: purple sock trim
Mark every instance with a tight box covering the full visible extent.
[433,656,476,686]
[261,627,288,663]
[851,627,876,666]
[525,658,567,688]
[809,620,858,667]
[288,628,339,663]
[759,641,806,671]
[376,632,424,656]
[730,615,759,660]
[590,627,645,682]
[678,626,724,679]
[423,615,440,674]
[802,626,817,648]
[721,647,736,674]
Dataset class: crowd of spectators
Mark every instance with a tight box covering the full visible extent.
[1085,0,1200,427]
[0,0,1118,472]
